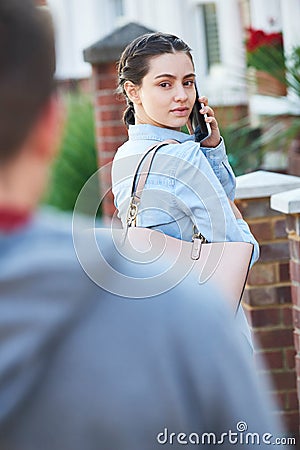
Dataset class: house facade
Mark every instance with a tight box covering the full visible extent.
[48,0,299,114]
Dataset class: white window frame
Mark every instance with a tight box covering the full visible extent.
[190,0,248,105]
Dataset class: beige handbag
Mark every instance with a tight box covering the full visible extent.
[124,140,254,313]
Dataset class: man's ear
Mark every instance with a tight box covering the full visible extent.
[124,81,141,105]
[27,94,65,163]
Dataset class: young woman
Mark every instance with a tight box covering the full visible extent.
[112,32,259,352]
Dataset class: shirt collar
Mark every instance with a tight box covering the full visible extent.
[128,124,195,144]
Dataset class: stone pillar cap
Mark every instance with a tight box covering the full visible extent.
[236,170,300,200]
[83,22,156,64]
[271,188,300,214]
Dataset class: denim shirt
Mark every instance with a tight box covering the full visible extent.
[112,124,259,261]
[112,124,259,350]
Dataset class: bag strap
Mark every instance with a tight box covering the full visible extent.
[126,138,208,244]
[127,139,178,227]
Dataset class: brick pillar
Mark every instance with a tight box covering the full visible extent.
[289,214,300,422]
[271,187,300,435]
[92,63,127,220]
[235,171,300,433]
[83,22,155,222]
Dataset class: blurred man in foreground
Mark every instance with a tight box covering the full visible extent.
[0,1,287,449]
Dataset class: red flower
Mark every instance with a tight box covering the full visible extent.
[246,27,283,52]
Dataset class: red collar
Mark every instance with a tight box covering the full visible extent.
[0,208,31,233]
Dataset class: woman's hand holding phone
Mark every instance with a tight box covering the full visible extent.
[197,96,221,148]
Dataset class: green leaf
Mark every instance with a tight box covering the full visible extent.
[219,118,263,176]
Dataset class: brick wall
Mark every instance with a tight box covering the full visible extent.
[287,214,300,436]
[92,64,127,220]
[235,196,298,432]
[288,136,300,177]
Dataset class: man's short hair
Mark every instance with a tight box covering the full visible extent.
[0,0,56,163]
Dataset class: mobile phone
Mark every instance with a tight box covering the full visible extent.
[189,84,211,143]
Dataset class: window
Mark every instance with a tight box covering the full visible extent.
[200,3,221,72]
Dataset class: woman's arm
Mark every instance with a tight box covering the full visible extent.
[228,198,243,219]
[200,139,236,201]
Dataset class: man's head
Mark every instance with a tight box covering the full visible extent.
[0,0,56,165]
[0,0,63,211]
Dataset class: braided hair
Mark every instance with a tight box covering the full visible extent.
[117,32,194,128]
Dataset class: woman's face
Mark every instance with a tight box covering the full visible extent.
[134,51,196,131]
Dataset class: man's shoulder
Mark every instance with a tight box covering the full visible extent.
[0,207,91,282]
[31,206,97,247]
[33,206,75,236]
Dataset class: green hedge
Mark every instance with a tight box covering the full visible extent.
[44,93,101,216]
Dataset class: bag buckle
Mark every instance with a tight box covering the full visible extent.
[192,225,208,244]
[126,200,138,227]
[191,225,208,260]
[191,237,202,260]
